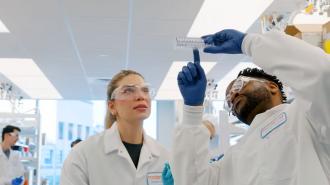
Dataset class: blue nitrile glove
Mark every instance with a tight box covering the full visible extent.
[11,176,23,185]
[177,49,207,106]
[202,29,246,54]
[162,163,174,185]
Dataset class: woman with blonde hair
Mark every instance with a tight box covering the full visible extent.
[61,69,169,185]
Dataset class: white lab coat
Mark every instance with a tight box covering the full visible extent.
[0,146,25,185]
[60,122,169,185]
[172,31,330,185]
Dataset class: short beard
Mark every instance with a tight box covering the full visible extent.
[235,87,271,125]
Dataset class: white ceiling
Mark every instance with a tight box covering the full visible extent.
[0,0,294,100]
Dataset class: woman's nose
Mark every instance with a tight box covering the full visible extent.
[134,89,147,100]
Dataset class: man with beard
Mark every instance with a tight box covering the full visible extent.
[226,68,287,125]
[171,29,330,185]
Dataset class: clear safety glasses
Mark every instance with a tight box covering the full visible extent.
[225,76,267,111]
[110,83,155,100]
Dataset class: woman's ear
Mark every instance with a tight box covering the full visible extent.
[108,100,116,115]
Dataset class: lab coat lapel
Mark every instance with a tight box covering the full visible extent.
[103,122,122,154]
[0,146,9,162]
[103,123,162,171]
[103,122,137,169]
[137,133,160,170]
[103,123,129,158]
[243,104,288,140]
[0,146,5,157]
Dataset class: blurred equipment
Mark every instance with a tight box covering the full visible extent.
[261,0,330,53]
[261,12,292,32]
[0,82,24,113]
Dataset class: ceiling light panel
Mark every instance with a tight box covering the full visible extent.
[155,61,216,100]
[0,20,10,33]
[0,58,62,99]
[188,0,274,37]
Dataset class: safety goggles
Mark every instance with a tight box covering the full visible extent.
[225,76,267,111]
[110,83,155,100]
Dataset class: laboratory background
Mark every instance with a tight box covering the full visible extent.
[0,0,328,184]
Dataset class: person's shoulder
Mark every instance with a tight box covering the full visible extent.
[72,131,106,154]
[64,131,106,167]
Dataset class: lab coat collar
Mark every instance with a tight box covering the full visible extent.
[0,143,10,157]
[136,131,161,170]
[103,122,124,154]
[0,145,4,157]
[143,134,161,157]
[244,103,288,138]
[103,122,160,157]
[0,144,13,160]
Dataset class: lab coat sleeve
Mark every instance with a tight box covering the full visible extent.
[242,31,330,136]
[60,149,89,185]
[0,178,11,185]
[172,105,221,185]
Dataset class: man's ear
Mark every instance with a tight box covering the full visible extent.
[267,81,280,95]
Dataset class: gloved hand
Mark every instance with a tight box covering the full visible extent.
[162,163,174,185]
[177,49,207,106]
[11,176,23,185]
[202,29,246,54]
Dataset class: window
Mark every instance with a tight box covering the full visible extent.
[85,126,90,138]
[77,124,82,139]
[54,175,60,185]
[58,122,64,140]
[44,149,53,165]
[55,150,63,165]
[68,123,74,140]
[143,101,157,139]
[45,176,54,185]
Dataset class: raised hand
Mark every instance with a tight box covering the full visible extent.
[177,49,207,106]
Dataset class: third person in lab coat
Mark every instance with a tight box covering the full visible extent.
[0,125,25,185]
[60,70,169,185]
[172,30,330,185]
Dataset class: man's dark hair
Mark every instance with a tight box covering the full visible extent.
[237,68,287,103]
[2,125,21,141]
[71,138,82,148]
